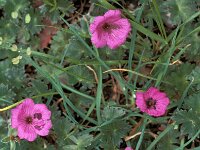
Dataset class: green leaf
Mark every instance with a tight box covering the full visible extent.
[0,18,19,38]
[16,138,55,150]
[51,106,75,141]
[66,36,88,59]
[160,0,198,25]
[24,78,53,103]
[163,63,194,97]
[102,106,126,121]
[0,0,6,7]
[3,0,29,18]
[183,93,200,114]
[156,129,179,150]
[42,0,75,23]
[64,134,93,150]
[4,67,25,89]
[60,65,94,86]
[188,66,200,91]
[183,23,200,61]
[173,109,200,138]
[98,47,125,61]
[25,8,43,34]
[68,93,93,113]
[0,115,8,148]
[100,119,131,149]
[0,83,15,100]
[50,30,72,59]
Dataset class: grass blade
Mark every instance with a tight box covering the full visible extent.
[96,66,103,124]
[146,124,174,150]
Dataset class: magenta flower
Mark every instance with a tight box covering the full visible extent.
[11,98,52,141]
[125,147,133,150]
[136,87,170,117]
[89,9,131,49]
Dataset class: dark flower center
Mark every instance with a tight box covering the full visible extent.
[25,116,33,124]
[102,23,118,31]
[34,125,44,131]
[146,98,157,109]
[34,113,42,120]
[102,23,111,30]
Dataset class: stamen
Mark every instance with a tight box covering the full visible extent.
[34,125,43,130]
[146,98,157,109]
[102,23,111,30]
[102,23,119,31]
[25,116,33,124]
[34,113,42,120]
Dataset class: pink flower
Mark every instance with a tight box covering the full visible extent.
[11,98,52,141]
[125,147,133,150]
[89,9,131,49]
[136,87,170,117]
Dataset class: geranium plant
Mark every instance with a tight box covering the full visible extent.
[0,0,200,149]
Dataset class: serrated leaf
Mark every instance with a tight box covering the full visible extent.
[64,134,93,150]
[66,36,88,59]
[189,66,200,85]
[160,0,198,25]
[163,63,194,97]
[50,30,72,56]
[173,109,200,138]
[16,138,51,150]
[156,129,179,150]
[183,93,200,114]
[4,67,25,89]
[98,47,125,61]
[68,93,93,113]
[31,80,48,94]
[102,106,126,121]
[60,65,94,86]
[42,0,75,23]
[0,83,15,99]
[51,105,75,141]
[182,23,200,61]
[100,119,131,149]
[0,115,10,150]
[0,18,19,37]
[24,78,53,103]
[25,8,43,34]
[3,0,29,18]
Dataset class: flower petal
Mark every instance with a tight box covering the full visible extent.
[18,125,37,142]
[146,87,160,98]
[35,120,52,136]
[33,104,51,120]
[106,18,131,49]
[104,9,121,21]
[125,147,133,150]
[90,16,105,33]
[152,92,166,100]
[11,105,22,129]
[146,108,163,117]
[11,98,35,129]
[91,31,107,48]
[136,92,147,112]
[21,98,35,115]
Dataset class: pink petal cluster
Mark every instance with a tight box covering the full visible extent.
[11,98,52,141]
[125,147,133,150]
[89,9,131,49]
[136,87,170,117]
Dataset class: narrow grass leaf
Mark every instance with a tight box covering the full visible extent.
[96,66,103,124]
